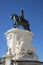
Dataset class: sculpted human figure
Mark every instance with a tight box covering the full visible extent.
[14,41,24,59]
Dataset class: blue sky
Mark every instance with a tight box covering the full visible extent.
[0,0,43,61]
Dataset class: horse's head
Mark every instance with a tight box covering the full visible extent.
[10,14,19,22]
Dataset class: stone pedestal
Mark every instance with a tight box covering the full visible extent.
[4,28,39,65]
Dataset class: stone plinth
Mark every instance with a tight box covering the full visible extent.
[4,28,38,65]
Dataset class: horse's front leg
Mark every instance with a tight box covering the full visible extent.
[13,22,18,28]
[13,23,17,28]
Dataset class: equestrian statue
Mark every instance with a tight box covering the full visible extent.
[10,10,30,31]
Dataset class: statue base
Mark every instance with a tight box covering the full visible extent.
[4,28,39,65]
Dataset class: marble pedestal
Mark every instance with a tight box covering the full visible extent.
[4,28,39,65]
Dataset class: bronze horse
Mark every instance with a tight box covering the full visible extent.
[10,10,30,31]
